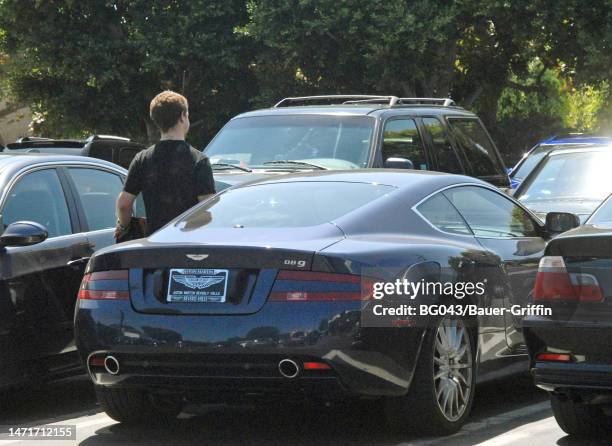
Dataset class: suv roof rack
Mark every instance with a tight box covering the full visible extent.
[85,134,130,142]
[274,95,400,107]
[274,95,457,108]
[15,136,55,143]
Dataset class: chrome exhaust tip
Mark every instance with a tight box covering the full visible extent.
[278,359,300,379]
[104,355,120,375]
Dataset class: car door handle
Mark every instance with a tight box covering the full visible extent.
[67,257,91,267]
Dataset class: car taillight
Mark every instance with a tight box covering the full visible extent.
[269,270,364,301]
[536,353,572,362]
[78,270,130,300]
[534,257,603,302]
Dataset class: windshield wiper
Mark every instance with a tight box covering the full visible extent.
[211,163,252,172]
[262,160,326,170]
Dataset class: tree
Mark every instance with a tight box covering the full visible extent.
[0,0,256,145]
[248,0,612,157]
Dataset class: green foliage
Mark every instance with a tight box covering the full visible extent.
[0,0,611,160]
[0,0,256,144]
[494,59,610,162]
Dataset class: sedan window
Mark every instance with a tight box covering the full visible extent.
[416,193,472,235]
[444,186,538,238]
[2,169,72,238]
[382,119,428,170]
[68,168,124,231]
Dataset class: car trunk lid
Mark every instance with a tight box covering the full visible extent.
[90,225,344,315]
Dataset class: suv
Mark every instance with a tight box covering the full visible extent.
[2,134,146,169]
[204,95,509,188]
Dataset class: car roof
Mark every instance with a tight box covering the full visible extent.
[546,145,612,156]
[0,153,127,177]
[541,135,612,146]
[227,168,487,191]
[232,105,477,119]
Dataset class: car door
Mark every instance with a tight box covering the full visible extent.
[380,117,431,170]
[0,167,89,369]
[443,185,547,352]
[63,166,126,256]
[420,117,465,175]
[445,117,509,187]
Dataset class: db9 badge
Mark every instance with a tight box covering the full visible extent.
[167,269,229,303]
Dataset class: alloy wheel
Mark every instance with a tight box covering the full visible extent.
[433,317,473,422]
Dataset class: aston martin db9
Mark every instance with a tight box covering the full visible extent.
[75,170,573,435]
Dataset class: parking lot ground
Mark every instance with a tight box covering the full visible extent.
[0,374,608,446]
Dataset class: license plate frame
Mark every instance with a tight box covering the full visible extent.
[166,268,229,303]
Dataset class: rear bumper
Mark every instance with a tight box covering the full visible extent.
[76,300,425,400]
[524,317,612,400]
[533,362,612,391]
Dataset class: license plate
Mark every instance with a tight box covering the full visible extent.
[167,268,229,303]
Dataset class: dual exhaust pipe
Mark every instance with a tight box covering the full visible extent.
[96,355,316,379]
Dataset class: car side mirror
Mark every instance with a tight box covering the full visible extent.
[384,157,414,169]
[545,212,581,235]
[0,221,48,247]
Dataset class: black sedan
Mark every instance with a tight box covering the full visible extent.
[0,154,132,389]
[524,193,612,436]
[76,170,564,435]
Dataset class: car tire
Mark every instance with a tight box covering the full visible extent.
[550,394,608,436]
[95,386,182,424]
[385,316,476,436]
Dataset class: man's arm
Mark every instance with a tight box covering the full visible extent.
[195,156,216,202]
[116,191,136,227]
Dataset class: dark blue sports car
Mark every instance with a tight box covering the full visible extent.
[75,170,569,435]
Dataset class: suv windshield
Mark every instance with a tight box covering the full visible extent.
[517,150,612,203]
[205,115,374,169]
[177,181,394,229]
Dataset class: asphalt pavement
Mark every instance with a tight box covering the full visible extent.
[0,374,609,446]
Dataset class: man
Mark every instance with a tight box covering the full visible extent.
[115,91,216,238]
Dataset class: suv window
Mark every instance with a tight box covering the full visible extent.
[417,193,472,235]
[382,119,428,170]
[444,186,538,238]
[422,117,462,172]
[68,168,123,231]
[2,169,72,238]
[447,118,501,177]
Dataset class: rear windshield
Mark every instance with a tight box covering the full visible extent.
[177,181,395,229]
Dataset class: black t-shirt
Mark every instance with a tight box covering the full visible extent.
[123,140,216,235]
